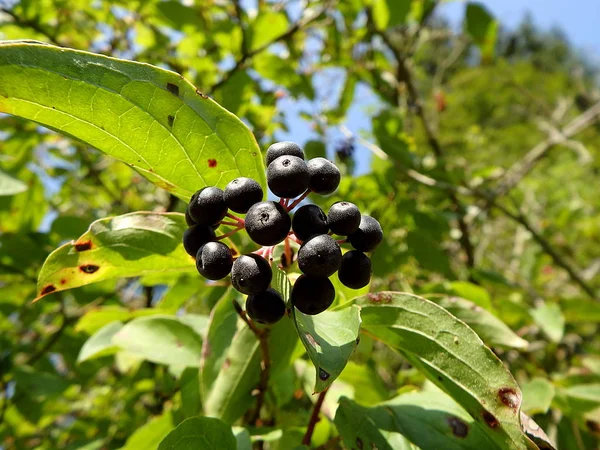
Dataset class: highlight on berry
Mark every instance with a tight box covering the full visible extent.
[181,141,383,323]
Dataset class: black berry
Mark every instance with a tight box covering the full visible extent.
[291,275,335,315]
[266,141,304,166]
[188,187,228,226]
[327,201,361,236]
[223,177,263,214]
[306,158,340,195]
[246,288,286,325]
[338,250,371,289]
[298,234,342,277]
[245,201,291,246]
[185,208,196,226]
[292,204,328,241]
[267,155,309,198]
[195,241,233,280]
[183,225,216,257]
[348,215,383,252]
[231,254,272,295]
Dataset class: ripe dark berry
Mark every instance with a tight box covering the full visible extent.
[195,241,233,280]
[327,201,361,236]
[291,275,335,315]
[298,234,342,277]
[246,288,286,325]
[338,250,371,289]
[266,141,304,166]
[292,204,328,241]
[185,208,196,226]
[245,201,291,246]
[183,225,216,257]
[231,254,272,295]
[267,155,309,198]
[188,187,228,226]
[348,215,383,252]
[306,158,340,195]
[223,177,263,214]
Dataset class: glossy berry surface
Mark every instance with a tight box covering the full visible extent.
[185,208,196,226]
[245,201,291,246]
[297,234,342,277]
[291,275,335,315]
[292,204,328,241]
[188,187,228,226]
[327,201,361,236]
[246,288,286,325]
[182,225,216,257]
[306,158,340,195]
[348,215,384,252]
[266,141,304,166]
[195,241,233,280]
[338,250,371,289]
[231,254,272,295]
[223,177,263,214]
[267,155,309,198]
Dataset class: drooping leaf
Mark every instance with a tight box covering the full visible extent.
[354,292,536,450]
[77,320,123,363]
[431,296,529,349]
[0,41,265,199]
[112,315,203,367]
[35,212,193,301]
[530,303,564,343]
[0,169,27,196]
[293,303,361,393]
[158,416,236,450]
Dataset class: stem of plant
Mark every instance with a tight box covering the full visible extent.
[216,224,244,240]
[226,212,245,225]
[302,388,329,446]
[218,220,241,227]
[286,189,311,211]
[288,233,303,245]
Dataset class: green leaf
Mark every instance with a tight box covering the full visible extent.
[354,292,534,450]
[35,212,193,301]
[121,411,175,450]
[248,12,289,52]
[77,320,123,363]
[464,3,498,61]
[233,427,252,450]
[180,368,202,418]
[292,304,361,393]
[75,305,165,334]
[432,296,529,349]
[530,303,564,343]
[112,315,203,367]
[372,0,411,30]
[0,41,265,199]
[272,266,292,305]
[521,378,555,416]
[561,298,600,323]
[0,169,27,196]
[158,416,236,450]
[448,281,492,310]
[335,390,499,450]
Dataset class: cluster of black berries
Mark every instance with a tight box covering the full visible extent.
[182,141,383,325]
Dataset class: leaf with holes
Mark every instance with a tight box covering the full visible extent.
[158,416,236,450]
[292,303,361,393]
[112,315,203,367]
[335,390,499,450]
[0,41,265,199]
[35,212,194,301]
[354,292,537,450]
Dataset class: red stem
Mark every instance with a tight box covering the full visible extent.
[288,233,303,245]
[218,221,240,227]
[216,225,244,240]
[286,189,311,211]
[302,388,329,446]
[226,212,245,225]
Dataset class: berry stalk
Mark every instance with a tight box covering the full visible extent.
[286,189,311,212]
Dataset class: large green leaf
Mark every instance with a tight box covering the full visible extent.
[77,320,123,363]
[158,416,236,450]
[335,390,499,450]
[293,303,361,393]
[112,315,203,367]
[121,411,175,450]
[354,292,536,450]
[35,212,193,301]
[0,41,265,199]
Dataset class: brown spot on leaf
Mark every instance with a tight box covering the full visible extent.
[167,83,179,97]
[586,420,600,434]
[447,416,469,438]
[74,240,93,251]
[79,264,99,274]
[167,115,174,127]
[208,159,217,168]
[175,340,182,348]
[60,279,67,285]
[356,437,363,449]
[195,88,208,99]
[223,358,231,369]
[498,387,520,411]
[305,333,318,348]
[40,285,56,295]
[355,336,360,345]
[482,411,499,428]
[318,368,330,381]
[368,292,392,304]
